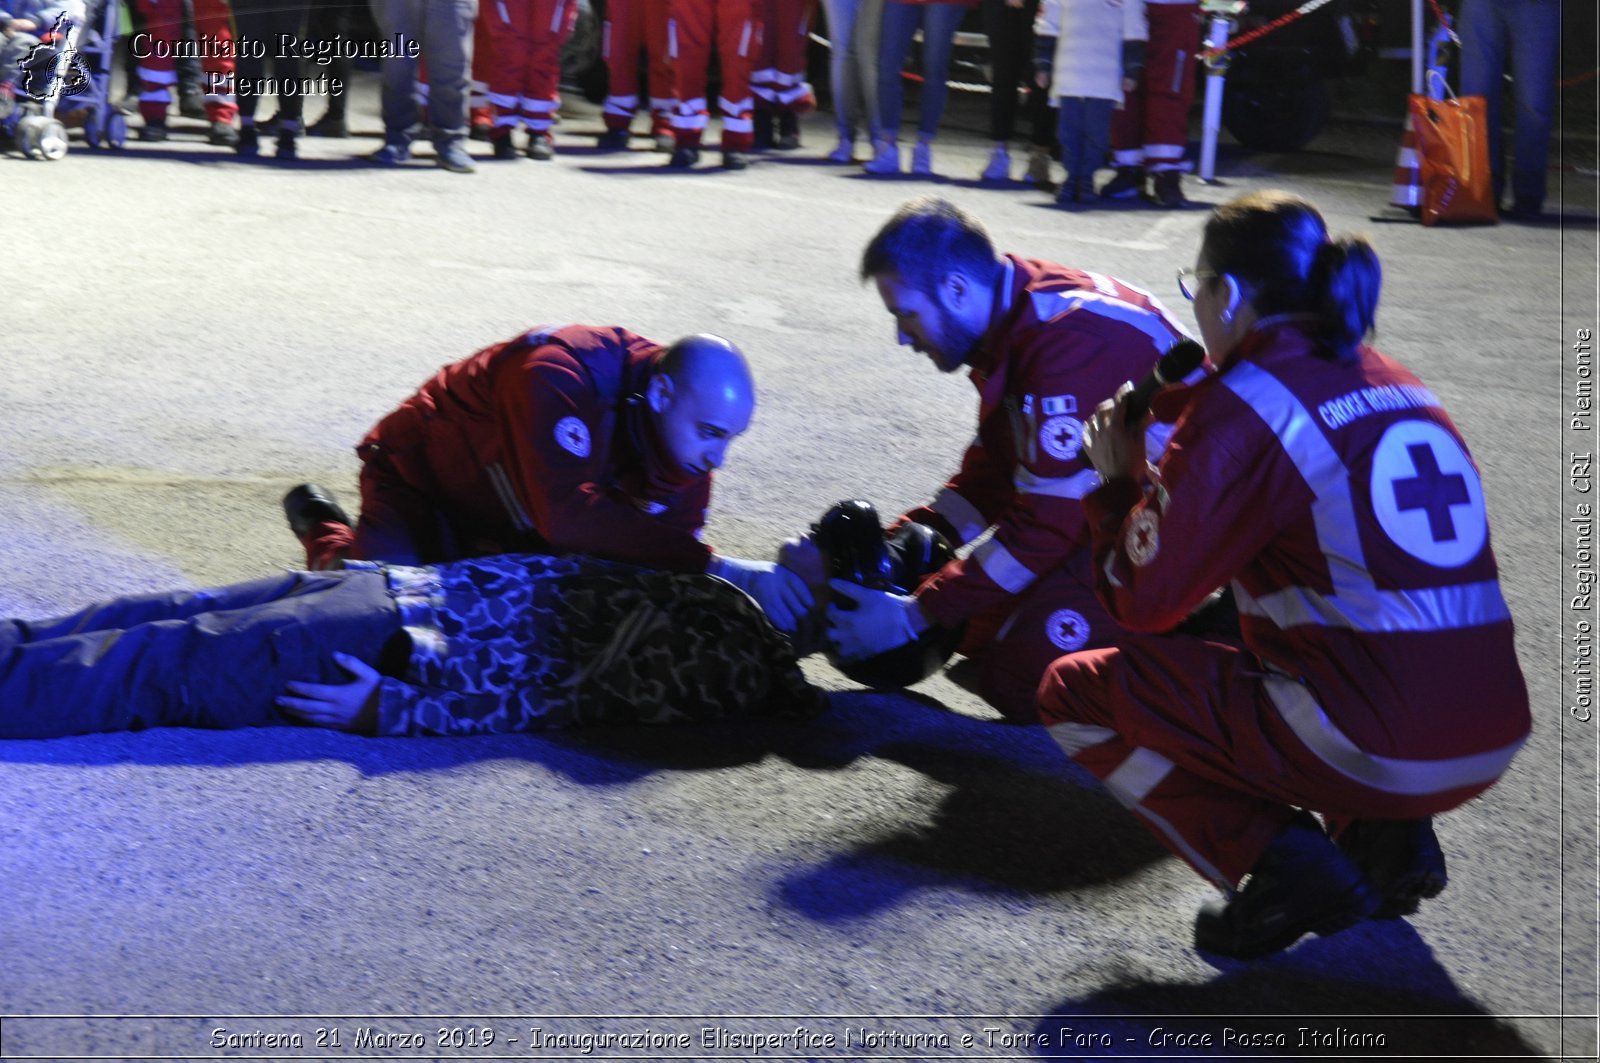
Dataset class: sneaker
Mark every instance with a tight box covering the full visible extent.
[275,131,297,160]
[1335,818,1448,918]
[981,143,1010,181]
[491,133,519,160]
[1149,168,1187,208]
[235,125,259,157]
[307,114,348,138]
[1193,813,1380,959]
[1098,165,1145,200]
[721,149,749,170]
[370,141,411,164]
[435,140,477,173]
[207,120,239,147]
[862,138,900,175]
[825,136,855,163]
[138,120,169,142]
[283,484,353,541]
[178,84,206,119]
[596,128,630,151]
[910,139,933,177]
[667,145,700,168]
[1024,146,1053,188]
[526,134,554,160]
[776,111,800,150]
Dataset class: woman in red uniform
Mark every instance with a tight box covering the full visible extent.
[1041,191,1530,958]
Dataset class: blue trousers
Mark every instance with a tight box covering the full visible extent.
[1457,0,1558,208]
[0,570,402,739]
[877,0,966,141]
[1056,96,1113,191]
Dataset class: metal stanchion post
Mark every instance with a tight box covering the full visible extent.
[1197,0,1243,183]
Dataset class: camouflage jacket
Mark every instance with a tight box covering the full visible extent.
[359,555,826,736]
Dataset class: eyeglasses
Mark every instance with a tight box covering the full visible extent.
[1177,268,1219,301]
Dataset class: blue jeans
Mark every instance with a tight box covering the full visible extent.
[371,0,479,145]
[1457,0,1558,207]
[877,0,966,141]
[0,570,402,738]
[1056,96,1113,190]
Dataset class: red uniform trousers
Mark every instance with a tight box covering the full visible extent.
[603,0,676,134]
[303,403,533,570]
[750,0,815,113]
[133,0,238,124]
[1038,636,1506,890]
[483,0,580,137]
[469,11,496,131]
[669,0,759,150]
[1110,2,1200,172]
[956,552,1120,725]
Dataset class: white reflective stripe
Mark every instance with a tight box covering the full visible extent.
[1014,465,1100,500]
[1144,142,1185,160]
[522,97,559,113]
[526,118,555,130]
[496,0,509,21]
[601,20,611,59]
[1104,746,1173,805]
[1397,146,1419,168]
[139,88,172,101]
[648,96,675,112]
[751,85,777,101]
[996,257,1016,315]
[416,82,430,98]
[1028,289,1179,352]
[737,19,752,55]
[604,101,636,116]
[1048,721,1118,757]
[137,66,178,84]
[667,19,677,57]
[775,83,813,105]
[486,464,535,532]
[993,610,1021,642]
[1169,50,1186,93]
[1136,804,1234,890]
[930,487,986,545]
[675,96,707,113]
[672,113,709,130]
[550,0,566,32]
[471,79,489,91]
[1112,148,1143,166]
[751,66,779,82]
[493,114,522,127]
[1082,270,1121,296]
[203,93,234,103]
[717,95,752,113]
[1144,420,1175,463]
[488,91,519,106]
[1222,361,1371,601]
[721,116,753,133]
[1101,552,1124,589]
[1233,579,1512,633]
[605,93,640,108]
[1264,673,1526,796]
[974,538,1037,594]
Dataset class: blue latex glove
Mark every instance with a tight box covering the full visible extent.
[825,579,923,662]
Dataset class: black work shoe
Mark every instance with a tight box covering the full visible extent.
[776,111,800,150]
[283,484,353,541]
[275,131,297,160]
[307,114,348,138]
[138,121,169,142]
[1194,813,1379,959]
[491,133,518,159]
[596,128,630,151]
[1097,165,1144,200]
[721,150,749,170]
[1336,818,1448,918]
[235,125,259,157]
[526,134,554,160]
[207,120,239,146]
[178,85,206,118]
[1149,168,1188,208]
[667,146,699,168]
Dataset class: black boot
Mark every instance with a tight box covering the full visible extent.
[1335,818,1448,918]
[776,111,800,150]
[752,109,775,151]
[1194,812,1379,959]
[283,484,353,541]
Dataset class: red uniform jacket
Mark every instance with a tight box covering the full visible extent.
[903,254,1193,627]
[1086,321,1530,764]
[365,325,713,572]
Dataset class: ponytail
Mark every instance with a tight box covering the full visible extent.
[1309,235,1382,362]
[1203,192,1383,362]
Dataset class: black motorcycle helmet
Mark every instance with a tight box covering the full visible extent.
[813,499,965,689]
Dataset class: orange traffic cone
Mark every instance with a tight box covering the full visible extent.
[1390,111,1421,209]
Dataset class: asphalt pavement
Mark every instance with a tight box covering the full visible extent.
[2,69,1598,1062]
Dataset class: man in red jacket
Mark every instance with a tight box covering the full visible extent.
[285,326,812,629]
[821,197,1197,720]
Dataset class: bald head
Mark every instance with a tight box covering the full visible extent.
[646,333,756,478]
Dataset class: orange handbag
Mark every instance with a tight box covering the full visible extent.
[1410,73,1498,226]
